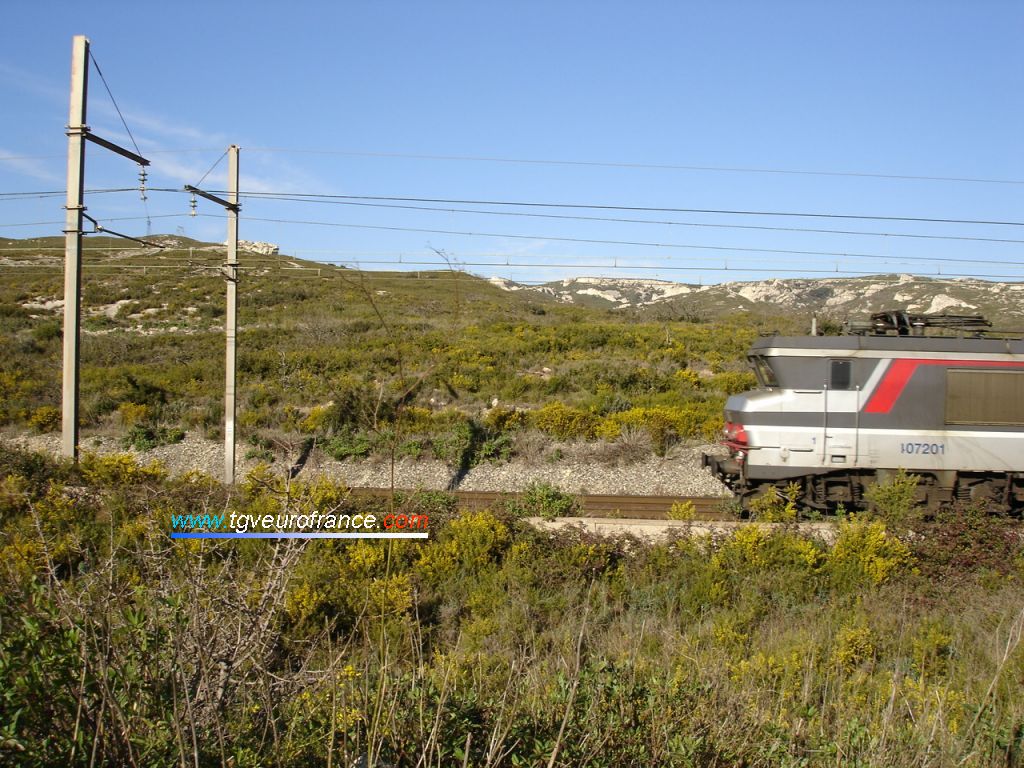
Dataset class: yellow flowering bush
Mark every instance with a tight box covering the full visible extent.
[747,483,802,522]
[298,404,330,434]
[666,500,697,521]
[415,540,459,585]
[0,532,43,580]
[415,510,510,590]
[729,650,805,702]
[117,402,151,428]
[446,510,509,569]
[483,405,527,433]
[285,580,327,621]
[79,452,166,487]
[831,625,877,671]
[595,403,723,448]
[367,573,413,615]
[28,405,61,433]
[0,473,30,517]
[673,368,702,389]
[911,621,954,678]
[712,526,824,574]
[828,516,914,586]
[344,539,386,577]
[530,402,597,440]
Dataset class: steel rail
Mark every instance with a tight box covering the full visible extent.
[348,488,731,520]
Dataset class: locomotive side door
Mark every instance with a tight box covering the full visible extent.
[823,359,857,466]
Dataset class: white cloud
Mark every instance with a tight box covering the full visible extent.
[0,60,66,103]
[87,123,327,196]
[1,58,327,197]
[0,148,63,184]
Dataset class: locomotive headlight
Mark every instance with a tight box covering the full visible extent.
[721,421,749,470]
[722,421,749,452]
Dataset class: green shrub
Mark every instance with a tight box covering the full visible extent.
[865,469,919,529]
[431,417,476,465]
[396,405,436,433]
[395,489,459,525]
[244,446,275,463]
[116,373,169,408]
[477,433,513,463]
[324,430,373,461]
[397,438,426,459]
[322,381,379,433]
[909,502,1023,580]
[247,384,280,409]
[121,423,185,451]
[31,321,61,343]
[482,405,527,433]
[505,482,579,519]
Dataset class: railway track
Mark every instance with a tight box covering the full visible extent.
[349,488,731,520]
[348,487,843,541]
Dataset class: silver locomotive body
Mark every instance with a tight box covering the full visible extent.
[703,329,1024,510]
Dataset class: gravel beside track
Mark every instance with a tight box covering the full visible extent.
[2,431,732,499]
[530,517,838,543]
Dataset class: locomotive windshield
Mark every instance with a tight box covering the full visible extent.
[748,355,778,388]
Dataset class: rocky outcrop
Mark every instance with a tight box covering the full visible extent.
[237,240,279,256]
[490,273,1024,324]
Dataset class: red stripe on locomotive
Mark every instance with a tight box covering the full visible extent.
[863,359,1024,414]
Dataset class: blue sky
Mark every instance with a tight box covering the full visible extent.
[2,1,1022,285]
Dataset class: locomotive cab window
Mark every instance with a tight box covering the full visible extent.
[829,359,852,390]
[946,369,1024,426]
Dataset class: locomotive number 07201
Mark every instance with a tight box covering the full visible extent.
[900,442,946,455]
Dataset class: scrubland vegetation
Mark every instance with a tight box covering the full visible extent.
[1,446,1023,766]
[1,236,779,465]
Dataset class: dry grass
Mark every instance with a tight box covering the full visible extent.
[590,425,654,466]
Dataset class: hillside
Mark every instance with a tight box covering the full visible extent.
[0,235,775,471]
[3,234,1019,475]
[495,273,1024,325]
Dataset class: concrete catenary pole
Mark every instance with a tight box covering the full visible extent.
[224,145,239,484]
[62,35,89,459]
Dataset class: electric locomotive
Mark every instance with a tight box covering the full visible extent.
[702,311,1024,510]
